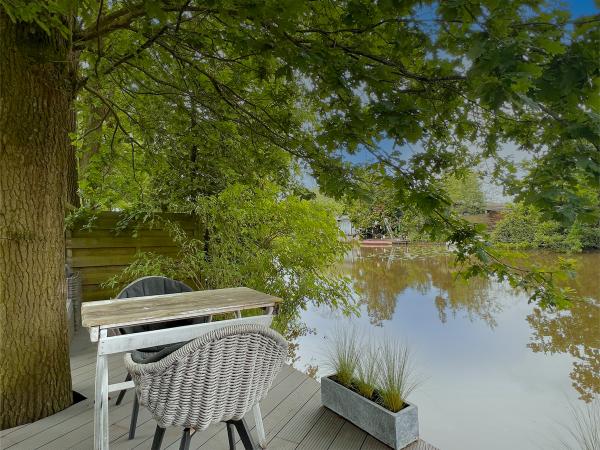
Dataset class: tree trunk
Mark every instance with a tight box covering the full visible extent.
[0,12,73,428]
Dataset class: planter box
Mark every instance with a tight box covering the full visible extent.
[321,376,418,449]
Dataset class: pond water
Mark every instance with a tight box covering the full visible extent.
[293,246,599,450]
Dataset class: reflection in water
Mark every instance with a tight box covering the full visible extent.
[349,246,505,328]
[294,245,600,449]
[528,302,600,402]
[349,246,600,402]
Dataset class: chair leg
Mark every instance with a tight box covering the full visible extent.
[115,373,131,406]
[179,428,192,450]
[227,422,236,450]
[151,425,166,450]
[253,404,267,448]
[128,395,140,439]
[230,418,257,450]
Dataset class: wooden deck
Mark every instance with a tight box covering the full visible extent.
[0,332,438,450]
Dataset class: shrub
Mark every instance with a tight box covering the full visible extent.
[492,203,538,246]
[491,203,600,252]
[580,224,600,249]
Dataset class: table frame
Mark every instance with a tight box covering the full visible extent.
[87,308,275,450]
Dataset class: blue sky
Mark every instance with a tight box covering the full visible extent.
[567,0,598,17]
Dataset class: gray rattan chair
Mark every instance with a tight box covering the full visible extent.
[124,323,287,450]
[113,276,208,439]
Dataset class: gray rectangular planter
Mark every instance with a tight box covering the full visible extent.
[321,375,418,449]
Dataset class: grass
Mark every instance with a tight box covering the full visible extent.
[355,340,379,399]
[378,339,419,413]
[326,326,360,388]
[557,398,600,450]
[325,325,421,413]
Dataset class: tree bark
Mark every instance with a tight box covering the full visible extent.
[0,12,73,428]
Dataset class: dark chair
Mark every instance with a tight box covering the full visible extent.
[113,276,207,439]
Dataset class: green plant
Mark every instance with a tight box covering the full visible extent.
[557,399,600,450]
[326,326,361,388]
[355,340,379,399]
[378,340,420,413]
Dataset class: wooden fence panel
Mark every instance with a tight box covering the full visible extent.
[66,212,198,302]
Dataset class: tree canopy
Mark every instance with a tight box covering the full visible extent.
[13,0,595,305]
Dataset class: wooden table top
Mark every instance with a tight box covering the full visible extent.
[81,287,281,329]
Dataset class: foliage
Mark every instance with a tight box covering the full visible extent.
[378,340,420,413]
[443,171,486,215]
[326,326,361,388]
[105,182,353,328]
[347,168,486,239]
[492,203,600,252]
[2,0,598,309]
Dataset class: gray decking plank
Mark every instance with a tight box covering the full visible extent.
[12,366,128,449]
[189,367,310,450]
[1,400,93,449]
[45,396,138,450]
[273,388,325,444]
[361,435,391,450]
[327,421,368,450]
[296,407,345,450]
[361,436,439,450]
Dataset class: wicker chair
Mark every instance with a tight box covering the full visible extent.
[113,276,208,439]
[124,323,287,450]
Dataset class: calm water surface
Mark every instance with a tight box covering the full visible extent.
[294,246,599,450]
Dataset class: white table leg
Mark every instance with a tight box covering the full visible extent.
[253,403,267,448]
[94,329,109,450]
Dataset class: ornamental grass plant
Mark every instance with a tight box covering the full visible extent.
[326,326,360,388]
[325,325,421,413]
[378,339,420,413]
[355,340,379,399]
[558,398,600,450]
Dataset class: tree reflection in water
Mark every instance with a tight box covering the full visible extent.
[347,245,600,402]
[349,245,504,328]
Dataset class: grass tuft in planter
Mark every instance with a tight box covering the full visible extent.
[326,326,360,388]
[355,340,379,399]
[321,329,421,449]
[379,340,420,412]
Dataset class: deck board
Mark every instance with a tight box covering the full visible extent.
[0,331,439,450]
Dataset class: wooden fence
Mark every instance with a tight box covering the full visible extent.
[66,212,199,302]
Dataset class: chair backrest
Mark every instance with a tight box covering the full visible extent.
[116,276,192,299]
[115,276,194,334]
[124,324,287,430]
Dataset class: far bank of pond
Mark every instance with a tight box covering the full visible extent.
[294,246,599,450]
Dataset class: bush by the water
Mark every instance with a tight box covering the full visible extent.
[491,203,600,252]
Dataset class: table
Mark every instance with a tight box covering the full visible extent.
[82,287,281,450]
